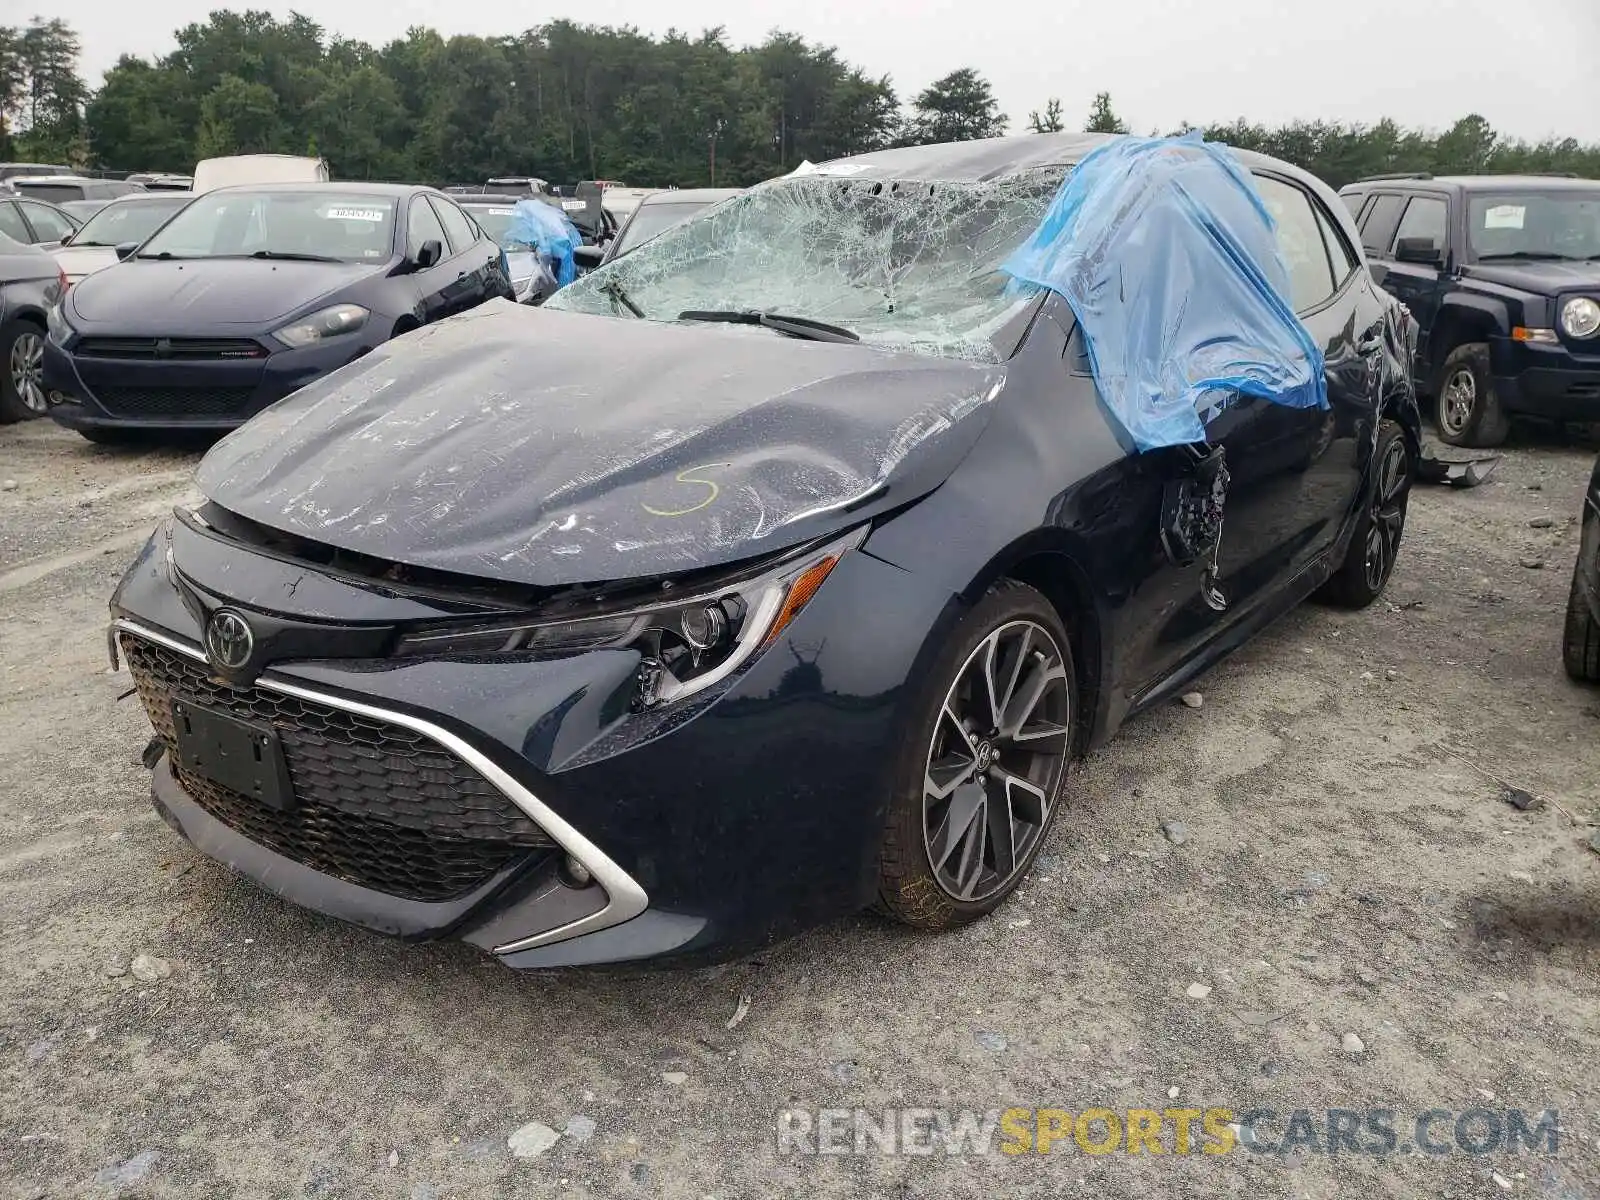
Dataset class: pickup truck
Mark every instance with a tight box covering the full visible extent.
[1338,173,1600,446]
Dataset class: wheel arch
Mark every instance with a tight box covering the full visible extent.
[1428,295,1507,381]
[954,529,1108,753]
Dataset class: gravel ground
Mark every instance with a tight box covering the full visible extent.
[1,419,1597,1200]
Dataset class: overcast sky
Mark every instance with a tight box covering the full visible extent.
[57,0,1600,143]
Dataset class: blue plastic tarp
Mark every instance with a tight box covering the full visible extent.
[507,199,581,287]
[1002,133,1327,452]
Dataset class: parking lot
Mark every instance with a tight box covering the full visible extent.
[1,418,1597,1198]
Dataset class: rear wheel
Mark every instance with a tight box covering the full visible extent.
[876,581,1075,930]
[0,318,47,423]
[1562,551,1600,683]
[1435,342,1510,448]
[1317,419,1411,608]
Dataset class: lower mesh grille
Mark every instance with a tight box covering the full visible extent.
[121,632,554,902]
[93,385,258,418]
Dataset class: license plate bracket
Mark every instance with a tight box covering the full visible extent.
[171,700,294,812]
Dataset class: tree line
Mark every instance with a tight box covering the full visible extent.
[3,12,1598,189]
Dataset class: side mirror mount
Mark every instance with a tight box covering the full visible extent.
[114,242,139,261]
[572,245,604,272]
[58,231,72,246]
[1394,237,1443,267]
[414,238,442,270]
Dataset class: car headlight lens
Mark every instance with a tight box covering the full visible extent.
[272,303,370,348]
[392,527,866,708]
[46,302,73,345]
[1560,297,1600,340]
[512,273,536,301]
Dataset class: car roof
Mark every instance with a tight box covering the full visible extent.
[812,132,1318,190]
[638,188,742,205]
[96,192,190,207]
[1341,175,1599,193]
[205,181,427,197]
[454,193,526,205]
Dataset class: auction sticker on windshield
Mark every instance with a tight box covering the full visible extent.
[487,207,516,216]
[1483,205,1526,230]
[325,207,387,221]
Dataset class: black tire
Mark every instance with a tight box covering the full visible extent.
[875,580,1077,931]
[1317,419,1412,608]
[0,317,48,424]
[1434,342,1510,448]
[1562,553,1600,683]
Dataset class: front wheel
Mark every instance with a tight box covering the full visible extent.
[1317,419,1412,608]
[876,581,1076,930]
[1435,342,1510,448]
[1562,551,1600,683]
[0,318,48,423]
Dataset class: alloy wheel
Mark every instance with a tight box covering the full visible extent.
[1439,367,1475,437]
[9,330,46,415]
[1363,435,1409,592]
[922,619,1072,902]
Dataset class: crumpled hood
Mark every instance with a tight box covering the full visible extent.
[68,257,380,327]
[197,302,1006,587]
[1460,259,1600,295]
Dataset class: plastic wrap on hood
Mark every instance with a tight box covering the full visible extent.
[507,199,580,286]
[1001,133,1327,452]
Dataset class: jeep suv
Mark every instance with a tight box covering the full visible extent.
[1338,174,1600,446]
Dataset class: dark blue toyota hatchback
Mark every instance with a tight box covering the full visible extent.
[109,134,1422,970]
[44,182,512,442]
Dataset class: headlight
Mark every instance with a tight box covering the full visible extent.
[1561,296,1600,340]
[46,302,73,345]
[392,527,866,709]
[272,303,370,348]
[512,273,536,302]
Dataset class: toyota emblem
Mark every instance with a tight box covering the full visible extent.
[205,608,254,671]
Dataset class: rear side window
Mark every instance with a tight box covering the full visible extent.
[429,197,478,254]
[1315,203,1360,282]
[1393,196,1448,252]
[406,196,448,260]
[1340,193,1366,218]
[0,201,30,242]
[18,200,75,242]
[1254,175,1337,312]
[1358,194,1406,256]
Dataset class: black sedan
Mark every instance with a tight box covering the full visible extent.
[109,134,1419,969]
[43,183,513,442]
[0,233,66,421]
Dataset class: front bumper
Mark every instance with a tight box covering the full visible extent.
[43,333,378,433]
[112,537,951,968]
[1489,335,1600,420]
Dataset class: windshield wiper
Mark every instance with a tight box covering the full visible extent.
[678,309,859,344]
[600,275,645,319]
[248,250,342,263]
[136,251,191,260]
[1475,251,1583,262]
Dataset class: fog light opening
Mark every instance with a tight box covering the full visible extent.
[560,853,594,888]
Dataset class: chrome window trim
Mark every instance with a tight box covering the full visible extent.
[112,617,648,954]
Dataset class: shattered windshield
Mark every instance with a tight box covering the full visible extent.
[548,172,1064,362]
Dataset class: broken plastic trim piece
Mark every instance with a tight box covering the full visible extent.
[1415,452,1501,489]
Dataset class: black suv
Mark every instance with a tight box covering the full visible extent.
[1338,174,1600,446]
